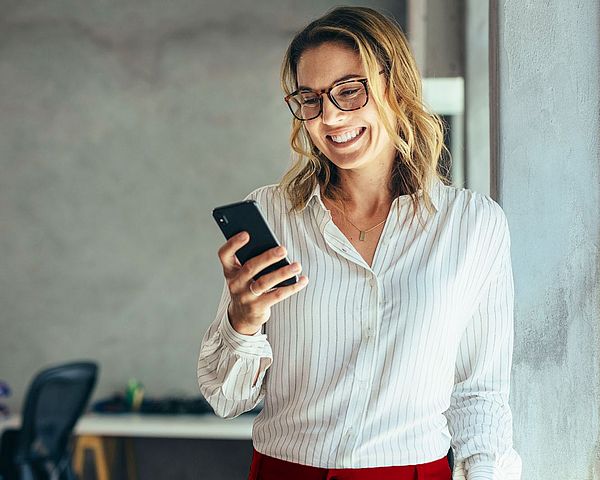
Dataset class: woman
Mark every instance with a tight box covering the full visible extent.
[198,6,521,480]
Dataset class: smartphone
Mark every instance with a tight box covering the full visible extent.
[212,200,298,288]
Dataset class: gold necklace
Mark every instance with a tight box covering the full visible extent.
[323,196,389,241]
[341,215,387,241]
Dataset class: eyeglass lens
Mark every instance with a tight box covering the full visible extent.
[288,81,368,120]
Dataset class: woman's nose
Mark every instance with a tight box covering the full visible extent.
[320,95,345,125]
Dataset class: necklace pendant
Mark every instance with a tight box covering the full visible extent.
[359,231,366,241]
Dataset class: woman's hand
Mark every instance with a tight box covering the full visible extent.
[218,231,309,335]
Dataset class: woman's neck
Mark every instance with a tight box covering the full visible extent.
[323,176,394,218]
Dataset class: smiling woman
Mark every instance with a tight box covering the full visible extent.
[279,6,446,224]
[197,6,521,480]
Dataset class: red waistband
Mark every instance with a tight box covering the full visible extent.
[248,448,452,480]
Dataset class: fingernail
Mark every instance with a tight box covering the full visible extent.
[291,263,301,272]
[277,246,286,255]
[240,232,249,240]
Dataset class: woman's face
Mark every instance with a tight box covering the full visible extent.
[296,42,396,174]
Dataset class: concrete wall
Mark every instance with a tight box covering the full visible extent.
[464,0,489,195]
[0,0,405,411]
[424,0,464,78]
[490,1,600,478]
[408,0,464,78]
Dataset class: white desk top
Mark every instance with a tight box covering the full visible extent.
[0,413,256,440]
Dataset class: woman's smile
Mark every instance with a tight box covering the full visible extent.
[326,126,367,147]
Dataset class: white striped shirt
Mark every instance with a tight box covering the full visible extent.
[197,178,521,479]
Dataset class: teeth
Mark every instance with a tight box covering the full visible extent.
[330,128,363,144]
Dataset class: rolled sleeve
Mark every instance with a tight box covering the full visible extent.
[197,281,273,418]
[445,210,522,480]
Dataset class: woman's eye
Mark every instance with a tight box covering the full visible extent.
[301,97,319,106]
[339,88,360,97]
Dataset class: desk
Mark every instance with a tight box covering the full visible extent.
[1,413,257,479]
[1,413,256,439]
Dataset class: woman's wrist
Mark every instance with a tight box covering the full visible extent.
[227,306,262,336]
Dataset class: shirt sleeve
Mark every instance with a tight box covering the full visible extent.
[444,208,522,480]
[197,278,273,419]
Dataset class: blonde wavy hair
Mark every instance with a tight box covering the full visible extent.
[278,6,449,225]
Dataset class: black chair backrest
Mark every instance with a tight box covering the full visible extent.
[16,361,98,471]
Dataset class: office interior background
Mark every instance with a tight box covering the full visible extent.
[0,0,598,479]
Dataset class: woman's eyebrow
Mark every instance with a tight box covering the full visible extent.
[297,73,364,91]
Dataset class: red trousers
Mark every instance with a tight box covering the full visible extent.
[248,448,452,480]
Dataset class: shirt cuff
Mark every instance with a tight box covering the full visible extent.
[463,452,520,480]
[218,309,272,357]
[465,453,496,478]
[465,463,497,480]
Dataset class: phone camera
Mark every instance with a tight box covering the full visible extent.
[218,215,228,225]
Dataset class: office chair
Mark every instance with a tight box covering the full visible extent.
[0,361,98,480]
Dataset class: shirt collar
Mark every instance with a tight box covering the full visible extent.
[300,177,443,213]
[300,183,326,213]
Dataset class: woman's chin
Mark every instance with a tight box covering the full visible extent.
[325,150,369,170]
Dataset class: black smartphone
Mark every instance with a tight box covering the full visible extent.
[212,200,298,288]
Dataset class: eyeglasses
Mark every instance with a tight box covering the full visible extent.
[284,77,372,121]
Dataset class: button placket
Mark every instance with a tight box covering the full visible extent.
[343,271,381,464]
[367,274,380,340]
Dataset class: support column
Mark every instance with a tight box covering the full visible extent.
[490,1,600,478]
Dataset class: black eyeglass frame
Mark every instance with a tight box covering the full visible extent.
[284,70,385,121]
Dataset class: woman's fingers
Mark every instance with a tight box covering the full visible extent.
[218,235,306,310]
[260,275,309,306]
[217,231,249,277]
[232,245,288,289]
[249,261,303,295]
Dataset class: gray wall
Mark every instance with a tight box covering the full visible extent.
[0,0,402,411]
[490,1,600,478]
[424,0,464,78]
[464,0,489,195]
